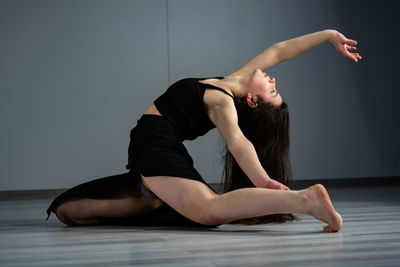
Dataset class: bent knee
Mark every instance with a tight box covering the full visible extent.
[55,199,94,226]
[55,203,78,226]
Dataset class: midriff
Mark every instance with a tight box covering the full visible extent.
[143,103,163,116]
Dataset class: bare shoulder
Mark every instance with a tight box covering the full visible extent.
[205,91,237,128]
[199,78,237,126]
[203,87,233,107]
[200,78,234,106]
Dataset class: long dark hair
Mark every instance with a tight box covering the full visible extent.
[221,98,296,225]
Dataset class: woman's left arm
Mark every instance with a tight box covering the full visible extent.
[275,29,361,63]
[232,30,361,76]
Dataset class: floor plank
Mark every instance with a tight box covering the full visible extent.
[0,185,399,266]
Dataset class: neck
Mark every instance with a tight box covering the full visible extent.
[217,74,252,98]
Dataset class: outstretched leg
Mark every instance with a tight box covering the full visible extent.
[142,175,342,232]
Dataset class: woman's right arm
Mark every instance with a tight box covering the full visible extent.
[208,94,289,190]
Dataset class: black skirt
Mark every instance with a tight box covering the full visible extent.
[126,115,217,195]
[46,114,219,227]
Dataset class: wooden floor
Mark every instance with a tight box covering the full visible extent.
[1,185,400,266]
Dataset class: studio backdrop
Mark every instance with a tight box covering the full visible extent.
[1,0,399,191]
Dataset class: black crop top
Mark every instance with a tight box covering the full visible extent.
[154,77,234,141]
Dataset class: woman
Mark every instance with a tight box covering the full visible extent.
[47,29,361,232]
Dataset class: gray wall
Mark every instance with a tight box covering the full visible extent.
[1,0,399,191]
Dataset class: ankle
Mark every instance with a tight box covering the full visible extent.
[297,189,312,215]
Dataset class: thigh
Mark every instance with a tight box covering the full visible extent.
[141,175,219,224]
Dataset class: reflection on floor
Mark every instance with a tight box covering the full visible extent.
[0,185,399,266]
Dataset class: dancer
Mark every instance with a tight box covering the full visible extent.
[47,29,361,232]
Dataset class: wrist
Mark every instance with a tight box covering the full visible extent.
[326,29,338,43]
[259,175,272,188]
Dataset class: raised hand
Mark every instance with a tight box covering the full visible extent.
[329,30,362,62]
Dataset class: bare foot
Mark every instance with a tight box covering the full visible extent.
[305,184,342,233]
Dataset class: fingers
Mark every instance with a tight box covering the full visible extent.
[266,178,291,191]
[335,33,361,62]
[353,53,362,60]
[282,185,290,191]
[345,44,357,51]
[346,38,357,46]
[349,54,358,63]
[343,44,362,62]
[349,52,362,62]
[344,51,357,62]
[344,40,361,62]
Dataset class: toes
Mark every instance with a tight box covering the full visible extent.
[323,225,339,233]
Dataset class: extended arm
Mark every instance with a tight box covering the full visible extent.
[207,93,289,190]
[232,30,361,76]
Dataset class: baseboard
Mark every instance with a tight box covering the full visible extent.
[0,177,398,200]
[291,176,400,189]
[0,189,67,201]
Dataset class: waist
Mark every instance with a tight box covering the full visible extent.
[147,100,215,141]
[143,103,163,117]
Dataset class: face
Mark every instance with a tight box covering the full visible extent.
[247,69,282,107]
